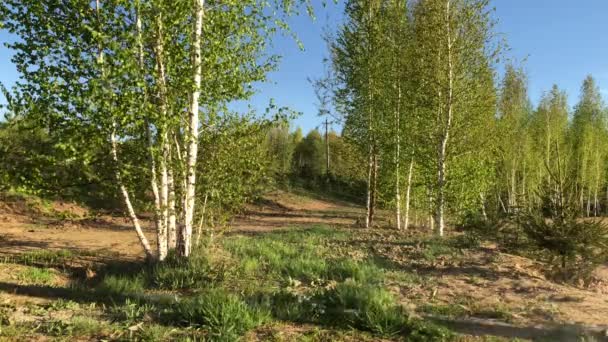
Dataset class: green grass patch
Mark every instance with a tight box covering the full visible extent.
[222,225,381,285]
[165,288,270,342]
[13,249,74,266]
[318,280,407,336]
[68,316,107,336]
[108,298,157,325]
[150,250,217,290]
[96,273,146,297]
[81,224,455,341]
[415,238,460,263]
[314,281,450,340]
[17,267,55,285]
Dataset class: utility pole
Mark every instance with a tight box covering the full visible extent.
[325,116,330,178]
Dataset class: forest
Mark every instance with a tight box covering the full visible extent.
[0,0,607,341]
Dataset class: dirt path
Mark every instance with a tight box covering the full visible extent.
[0,190,362,260]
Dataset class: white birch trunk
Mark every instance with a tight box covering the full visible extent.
[111,125,154,259]
[395,161,401,230]
[510,168,517,210]
[594,159,600,216]
[138,4,165,260]
[167,163,177,250]
[594,186,598,217]
[436,145,446,236]
[480,192,488,221]
[587,188,591,217]
[521,162,527,207]
[158,145,169,259]
[403,158,414,230]
[364,0,375,230]
[395,85,401,230]
[605,185,608,216]
[154,13,170,261]
[435,0,454,237]
[365,146,374,229]
[428,188,434,231]
[98,0,153,259]
[195,193,208,247]
[367,153,379,228]
[181,0,205,257]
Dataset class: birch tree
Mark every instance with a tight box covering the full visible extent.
[1,0,320,260]
[569,76,607,216]
[531,85,569,190]
[331,0,385,228]
[378,0,412,230]
[411,0,498,236]
[497,64,532,214]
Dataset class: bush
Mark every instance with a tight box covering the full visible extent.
[313,280,452,340]
[449,232,482,250]
[223,227,371,284]
[519,212,608,283]
[415,238,458,263]
[518,173,608,283]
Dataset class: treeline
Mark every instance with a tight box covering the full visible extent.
[1,0,608,264]
[289,0,608,235]
[265,125,366,199]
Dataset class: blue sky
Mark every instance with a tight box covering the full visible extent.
[2,0,608,131]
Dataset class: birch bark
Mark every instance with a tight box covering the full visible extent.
[403,158,414,229]
[181,0,205,257]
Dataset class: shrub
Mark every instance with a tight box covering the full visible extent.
[449,232,482,249]
[223,228,358,284]
[518,170,608,283]
[415,238,458,263]
[135,324,175,341]
[69,316,106,336]
[519,211,608,283]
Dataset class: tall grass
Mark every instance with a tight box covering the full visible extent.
[222,226,382,284]
[88,225,451,341]
[165,288,270,342]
